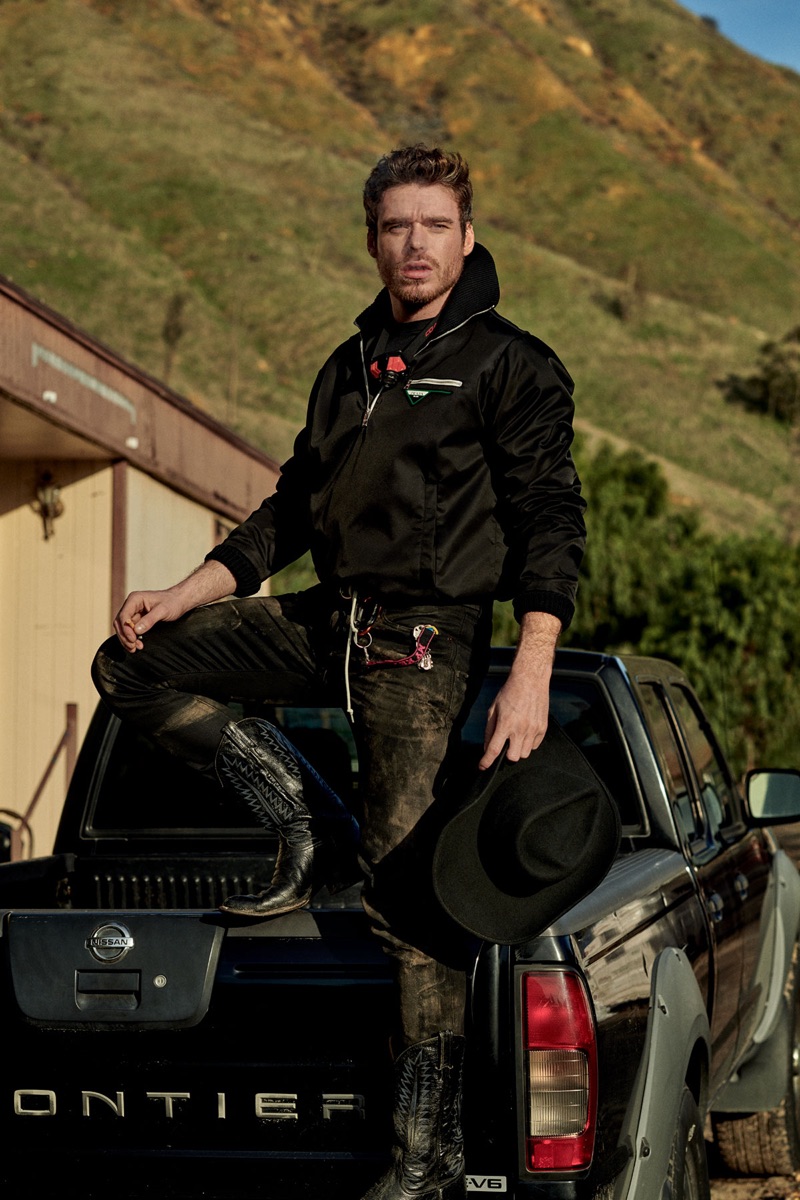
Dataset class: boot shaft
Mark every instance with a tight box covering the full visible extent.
[216,718,359,847]
[374,1031,466,1200]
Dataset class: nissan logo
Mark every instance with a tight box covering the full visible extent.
[85,922,135,964]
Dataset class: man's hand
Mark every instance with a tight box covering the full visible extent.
[114,590,190,652]
[112,560,237,653]
[479,611,562,770]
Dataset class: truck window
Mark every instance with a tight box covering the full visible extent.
[667,685,737,839]
[639,683,703,846]
[87,704,358,836]
[87,680,641,837]
[460,674,642,831]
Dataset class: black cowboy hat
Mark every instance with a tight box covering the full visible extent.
[432,722,621,945]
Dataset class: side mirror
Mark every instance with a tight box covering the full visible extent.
[746,769,800,825]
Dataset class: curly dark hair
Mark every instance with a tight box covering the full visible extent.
[363,145,473,235]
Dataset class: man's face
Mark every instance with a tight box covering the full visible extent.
[368,183,475,322]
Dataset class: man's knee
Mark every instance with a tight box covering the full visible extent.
[91,636,123,702]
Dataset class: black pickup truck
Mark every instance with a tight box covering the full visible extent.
[3,646,800,1200]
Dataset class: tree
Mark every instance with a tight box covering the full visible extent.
[161,292,187,384]
[493,439,800,774]
[718,326,800,425]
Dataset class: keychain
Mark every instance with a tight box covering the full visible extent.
[365,623,438,671]
[413,624,435,670]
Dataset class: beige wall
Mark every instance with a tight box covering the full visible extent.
[125,469,225,590]
[0,461,113,857]
[0,463,245,857]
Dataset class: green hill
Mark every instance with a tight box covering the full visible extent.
[1,0,798,536]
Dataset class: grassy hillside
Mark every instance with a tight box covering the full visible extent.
[0,0,797,537]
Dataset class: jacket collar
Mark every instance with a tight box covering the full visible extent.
[354,242,500,338]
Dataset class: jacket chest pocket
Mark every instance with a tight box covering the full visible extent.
[403,377,464,408]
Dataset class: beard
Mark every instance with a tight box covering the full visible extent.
[377,252,465,312]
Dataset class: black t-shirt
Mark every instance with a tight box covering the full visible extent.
[367,317,437,394]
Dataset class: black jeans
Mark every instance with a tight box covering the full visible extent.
[92,584,492,1046]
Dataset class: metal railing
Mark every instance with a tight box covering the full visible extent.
[0,702,78,861]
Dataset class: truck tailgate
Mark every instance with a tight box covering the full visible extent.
[1,906,396,1199]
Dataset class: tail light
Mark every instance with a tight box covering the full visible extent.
[521,970,597,1172]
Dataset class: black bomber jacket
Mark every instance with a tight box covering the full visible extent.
[207,243,586,627]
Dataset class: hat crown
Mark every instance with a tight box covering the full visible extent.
[479,775,604,895]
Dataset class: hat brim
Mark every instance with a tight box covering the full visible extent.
[432,723,620,945]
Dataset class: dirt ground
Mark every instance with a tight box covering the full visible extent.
[710,1177,800,1199]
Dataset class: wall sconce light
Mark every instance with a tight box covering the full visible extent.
[33,471,64,540]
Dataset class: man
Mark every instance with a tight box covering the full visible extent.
[92,145,586,1200]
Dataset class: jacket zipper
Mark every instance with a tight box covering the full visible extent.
[357,304,495,429]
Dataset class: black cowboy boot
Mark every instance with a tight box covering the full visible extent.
[362,1031,467,1200]
[215,718,360,918]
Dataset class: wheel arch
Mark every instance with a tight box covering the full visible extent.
[686,1034,710,1119]
[611,946,710,1199]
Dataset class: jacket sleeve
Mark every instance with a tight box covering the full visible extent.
[204,422,316,598]
[484,335,586,628]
